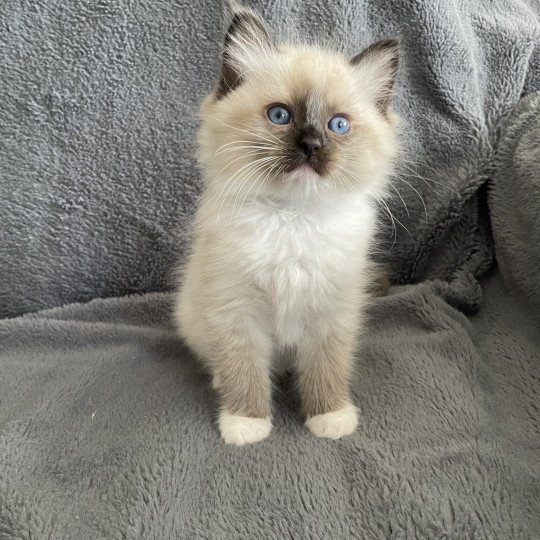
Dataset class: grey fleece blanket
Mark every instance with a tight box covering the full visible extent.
[1,265,539,536]
[1,0,539,537]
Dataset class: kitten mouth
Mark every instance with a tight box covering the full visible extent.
[286,161,323,177]
[295,163,316,173]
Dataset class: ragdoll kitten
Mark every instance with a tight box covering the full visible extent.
[175,6,399,445]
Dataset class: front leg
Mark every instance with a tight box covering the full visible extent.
[208,312,274,446]
[296,309,359,439]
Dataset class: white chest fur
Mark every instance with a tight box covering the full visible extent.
[230,194,376,347]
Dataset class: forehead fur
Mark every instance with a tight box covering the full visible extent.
[215,45,366,116]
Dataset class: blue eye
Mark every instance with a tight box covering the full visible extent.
[328,115,350,134]
[267,105,291,125]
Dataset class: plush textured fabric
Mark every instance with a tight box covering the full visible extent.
[1,0,538,317]
[1,0,539,537]
[489,92,540,306]
[1,273,538,538]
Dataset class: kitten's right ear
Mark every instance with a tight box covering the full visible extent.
[216,4,275,99]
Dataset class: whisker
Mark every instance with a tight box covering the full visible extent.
[202,157,271,219]
[230,158,278,225]
[391,176,427,220]
[233,121,282,143]
[380,198,415,246]
[234,160,283,225]
[217,156,277,221]
[331,161,415,247]
[214,119,281,146]
[373,194,398,247]
[200,154,267,214]
[388,183,410,217]
[332,166,357,193]
[395,162,456,194]
[215,140,276,154]
[217,145,277,155]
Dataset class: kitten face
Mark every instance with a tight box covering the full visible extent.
[197,8,399,202]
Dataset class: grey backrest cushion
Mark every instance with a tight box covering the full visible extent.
[1,0,538,317]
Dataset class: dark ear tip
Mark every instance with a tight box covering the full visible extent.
[379,37,400,60]
[227,0,261,26]
[382,37,400,48]
[224,4,270,42]
[382,37,401,56]
[372,37,401,54]
[227,13,245,34]
[218,2,273,99]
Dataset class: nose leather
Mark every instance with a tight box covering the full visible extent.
[298,136,322,157]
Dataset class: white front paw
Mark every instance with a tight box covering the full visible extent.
[218,411,272,446]
[306,403,358,439]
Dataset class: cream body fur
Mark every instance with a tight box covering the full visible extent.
[175,7,399,445]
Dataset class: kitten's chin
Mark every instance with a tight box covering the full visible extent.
[286,163,321,181]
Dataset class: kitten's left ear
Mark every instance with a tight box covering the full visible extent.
[350,38,400,114]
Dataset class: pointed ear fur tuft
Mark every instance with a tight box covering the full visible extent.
[350,38,400,114]
[216,6,275,99]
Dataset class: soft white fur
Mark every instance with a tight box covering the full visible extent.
[306,403,359,439]
[219,412,273,446]
[177,183,377,357]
